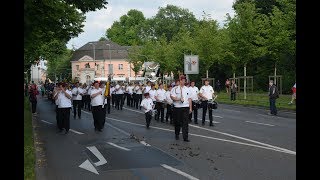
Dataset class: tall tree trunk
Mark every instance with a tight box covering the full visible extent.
[274,63,277,85]
[206,70,208,78]
[244,64,247,100]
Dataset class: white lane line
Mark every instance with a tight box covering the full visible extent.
[189,132,294,155]
[87,146,108,166]
[106,117,295,155]
[189,124,295,155]
[106,121,151,146]
[192,118,220,123]
[70,129,85,135]
[41,120,53,125]
[123,107,223,123]
[245,121,275,127]
[161,164,199,180]
[222,109,242,113]
[107,142,131,151]
[41,119,85,135]
[139,141,151,146]
[106,122,131,136]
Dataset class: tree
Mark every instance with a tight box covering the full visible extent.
[265,0,296,85]
[150,4,198,42]
[106,9,146,46]
[227,2,269,99]
[24,0,109,67]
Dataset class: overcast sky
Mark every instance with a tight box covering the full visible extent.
[66,0,236,50]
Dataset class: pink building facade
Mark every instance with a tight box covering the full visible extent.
[71,41,141,84]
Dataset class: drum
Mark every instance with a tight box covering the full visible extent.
[192,100,202,109]
[208,100,218,110]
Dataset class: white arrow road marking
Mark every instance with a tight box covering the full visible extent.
[107,142,131,151]
[161,164,199,180]
[79,159,99,175]
[87,146,108,166]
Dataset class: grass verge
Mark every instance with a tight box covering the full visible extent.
[24,97,35,180]
[215,91,296,111]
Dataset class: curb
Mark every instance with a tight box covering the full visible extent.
[32,114,48,180]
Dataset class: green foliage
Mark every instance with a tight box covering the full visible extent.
[106,9,146,46]
[149,4,198,42]
[24,0,108,66]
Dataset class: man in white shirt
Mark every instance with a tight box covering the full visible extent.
[55,82,72,134]
[155,83,166,122]
[90,81,105,132]
[170,75,192,142]
[71,82,85,119]
[126,83,135,107]
[114,82,124,110]
[189,81,200,124]
[134,82,143,109]
[140,92,154,129]
[199,79,215,126]
[144,81,151,94]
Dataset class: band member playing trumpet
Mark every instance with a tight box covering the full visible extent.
[199,79,215,126]
[155,83,166,122]
[189,80,200,124]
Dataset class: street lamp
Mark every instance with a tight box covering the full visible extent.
[89,42,96,77]
[106,44,111,78]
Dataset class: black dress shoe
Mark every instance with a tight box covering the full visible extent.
[65,130,69,134]
[194,122,198,124]
[183,139,190,142]
[202,122,205,126]
[209,123,214,126]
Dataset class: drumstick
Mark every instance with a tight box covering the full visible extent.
[213,95,218,101]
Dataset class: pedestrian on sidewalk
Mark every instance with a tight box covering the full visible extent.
[29,83,39,114]
[230,79,237,101]
[288,82,296,105]
[268,80,279,116]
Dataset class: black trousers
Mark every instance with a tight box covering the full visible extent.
[145,111,152,128]
[231,92,236,101]
[269,98,277,115]
[105,97,111,114]
[189,101,198,123]
[73,100,82,118]
[111,94,115,107]
[55,105,59,127]
[166,104,173,123]
[115,94,124,110]
[135,94,142,109]
[202,101,213,124]
[58,107,71,131]
[173,107,189,140]
[156,102,165,122]
[31,100,37,113]
[92,105,104,130]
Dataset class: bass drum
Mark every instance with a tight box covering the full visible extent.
[208,100,218,110]
[192,100,202,109]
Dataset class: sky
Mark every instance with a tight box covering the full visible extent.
[66,0,236,50]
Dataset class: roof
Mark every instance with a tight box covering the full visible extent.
[70,40,131,61]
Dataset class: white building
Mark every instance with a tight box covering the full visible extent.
[30,59,48,84]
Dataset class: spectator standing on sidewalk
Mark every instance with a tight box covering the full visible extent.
[268,80,279,116]
[29,83,39,114]
[225,79,230,93]
[289,82,296,105]
[230,79,237,101]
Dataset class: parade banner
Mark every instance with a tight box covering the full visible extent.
[184,55,199,74]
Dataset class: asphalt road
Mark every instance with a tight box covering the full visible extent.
[33,96,296,180]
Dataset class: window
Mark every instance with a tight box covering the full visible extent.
[76,65,79,70]
[118,64,123,70]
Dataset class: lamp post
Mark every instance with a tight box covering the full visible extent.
[106,44,111,78]
[89,42,96,77]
